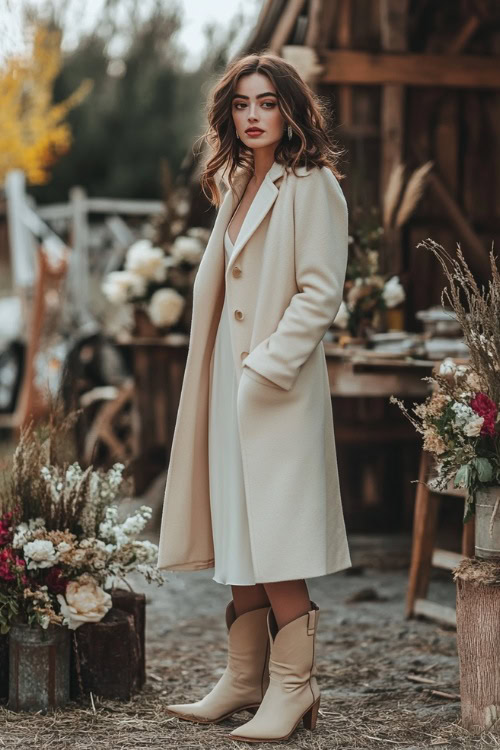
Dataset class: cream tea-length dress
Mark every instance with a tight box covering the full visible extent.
[208,224,256,586]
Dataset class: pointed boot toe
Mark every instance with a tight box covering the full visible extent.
[230,602,321,743]
[165,601,270,724]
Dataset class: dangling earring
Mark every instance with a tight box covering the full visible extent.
[236,132,240,139]
[287,124,293,140]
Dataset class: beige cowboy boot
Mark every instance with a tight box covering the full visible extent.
[229,601,321,743]
[165,601,270,723]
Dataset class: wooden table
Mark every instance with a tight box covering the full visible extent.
[122,334,438,528]
[323,343,436,531]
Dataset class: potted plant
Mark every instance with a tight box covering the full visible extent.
[0,413,164,710]
[390,239,500,559]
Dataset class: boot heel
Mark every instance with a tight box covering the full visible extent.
[303,697,320,730]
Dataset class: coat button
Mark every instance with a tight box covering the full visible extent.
[232,265,242,278]
[234,309,244,321]
[240,351,249,361]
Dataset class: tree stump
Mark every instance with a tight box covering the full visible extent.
[110,588,146,688]
[70,608,140,701]
[454,559,500,733]
[0,634,9,702]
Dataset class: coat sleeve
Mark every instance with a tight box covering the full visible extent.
[243,166,348,391]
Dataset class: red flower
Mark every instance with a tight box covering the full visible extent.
[45,566,68,594]
[470,392,498,437]
[0,511,14,546]
[0,547,26,584]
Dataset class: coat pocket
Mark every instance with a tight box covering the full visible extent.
[242,366,284,390]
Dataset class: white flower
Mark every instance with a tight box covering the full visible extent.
[148,288,185,328]
[463,416,484,437]
[170,235,204,264]
[382,275,405,308]
[439,358,457,376]
[23,540,58,569]
[133,540,158,564]
[451,401,483,439]
[332,300,349,329]
[39,615,50,629]
[57,542,72,554]
[125,240,168,282]
[12,523,30,549]
[102,270,146,304]
[56,574,112,630]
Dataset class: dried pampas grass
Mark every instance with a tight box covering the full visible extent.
[383,161,433,230]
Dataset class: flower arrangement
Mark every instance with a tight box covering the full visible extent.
[0,415,163,634]
[390,239,500,521]
[333,212,406,336]
[333,161,433,337]
[102,228,210,332]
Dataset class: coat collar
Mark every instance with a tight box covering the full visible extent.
[221,159,310,191]
[222,159,310,275]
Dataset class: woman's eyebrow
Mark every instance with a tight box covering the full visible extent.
[231,92,278,100]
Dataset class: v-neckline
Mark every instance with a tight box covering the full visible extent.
[226,177,263,247]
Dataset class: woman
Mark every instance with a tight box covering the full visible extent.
[157,52,351,743]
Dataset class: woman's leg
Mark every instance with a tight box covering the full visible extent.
[263,579,311,630]
[231,584,270,617]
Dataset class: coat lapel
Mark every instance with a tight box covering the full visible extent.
[224,160,286,277]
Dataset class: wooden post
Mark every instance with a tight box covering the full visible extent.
[69,185,96,331]
[456,569,500,733]
[379,0,409,275]
[336,0,353,128]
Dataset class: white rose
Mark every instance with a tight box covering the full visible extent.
[170,235,204,265]
[23,539,58,569]
[56,574,112,630]
[382,275,405,308]
[148,288,185,328]
[125,240,167,282]
[464,416,484,437]
[102,270,146,304]
[57,542,72,554]
[332,300,349,329]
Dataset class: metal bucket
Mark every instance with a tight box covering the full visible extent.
[475,486,500,561]
[9,622,70,712]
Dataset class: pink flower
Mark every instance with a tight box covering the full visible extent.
[0,547,26,584]
[470,392,498,437]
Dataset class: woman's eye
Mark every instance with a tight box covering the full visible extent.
[233,101,276,109]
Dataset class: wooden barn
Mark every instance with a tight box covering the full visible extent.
[209,0,500,536]
[234,0,500,322]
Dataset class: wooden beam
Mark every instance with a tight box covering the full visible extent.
[321,49,500,88]
[379,0,409,275]
[304,0,322,47]
[425,170,491,279]
[336,0,353,127]
[447,15,481,55]
[269,0,306,53]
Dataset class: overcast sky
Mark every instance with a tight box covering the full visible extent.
[0,0,262,69]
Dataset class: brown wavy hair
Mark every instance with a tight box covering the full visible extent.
[196,52,344,207]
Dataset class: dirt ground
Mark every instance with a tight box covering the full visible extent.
[2,532,499,749]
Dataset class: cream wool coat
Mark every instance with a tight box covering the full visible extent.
[157,159,352,582]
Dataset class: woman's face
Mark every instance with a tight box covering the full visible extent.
[232,72,285,152]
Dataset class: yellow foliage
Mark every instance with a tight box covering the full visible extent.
[0,25,92,185]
